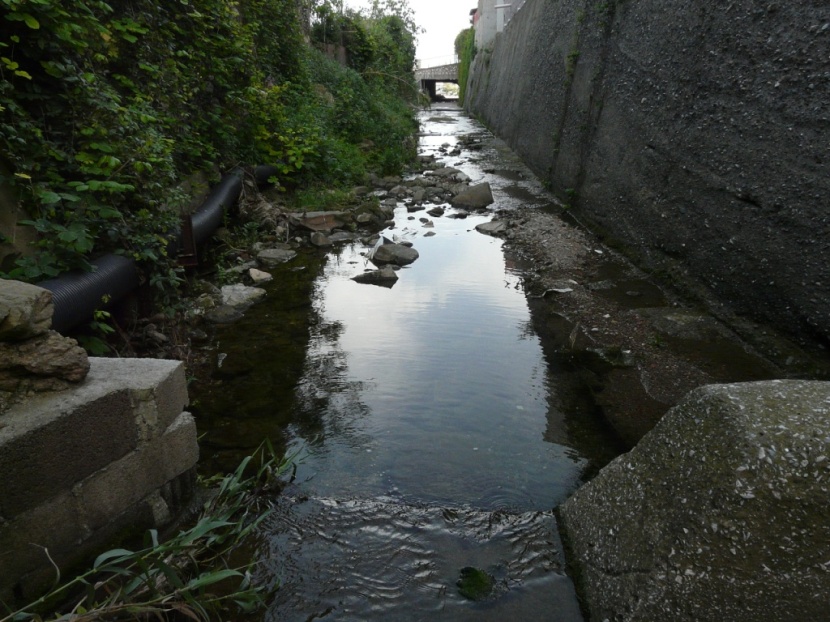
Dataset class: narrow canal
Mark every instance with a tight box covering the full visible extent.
[194,104,624,620]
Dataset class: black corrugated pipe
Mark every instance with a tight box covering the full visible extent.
[37,166,277,333]
[181,166,277,247]
[38,254,140,334]
[190,168,243,245]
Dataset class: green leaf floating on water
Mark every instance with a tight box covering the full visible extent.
[456,566,495,601]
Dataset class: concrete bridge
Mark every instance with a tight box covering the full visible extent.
[415,62,459,100]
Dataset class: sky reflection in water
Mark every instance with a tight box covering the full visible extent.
[285,209,586,511]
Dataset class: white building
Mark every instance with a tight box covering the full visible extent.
[472,0,529,50]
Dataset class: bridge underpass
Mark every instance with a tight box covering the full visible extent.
[414,63,459,101]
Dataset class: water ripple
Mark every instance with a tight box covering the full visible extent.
[259,490,583,621]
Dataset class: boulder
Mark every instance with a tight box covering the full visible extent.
[371,243,419,267]
[248,268,273,285]
[559,380,830,622]
[475,220,507,236]
[0,331,90,397]
[329,232,357,243]
[351,266,399,287]
[451,183,494,210]
[204,305,244,324]
[0,281,53,342]
[430,166,463,179]
[220,284,266,309]
[224,260,257,275]
[310,232,332,247]
[288,211,346,233]
[257,248,297,267]
[424,187,445,199]
[380,175,401,188]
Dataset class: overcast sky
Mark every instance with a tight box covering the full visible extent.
[343,0,473,65]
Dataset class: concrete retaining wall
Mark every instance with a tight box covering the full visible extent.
[0,358,198,603]
[467,0,830,347]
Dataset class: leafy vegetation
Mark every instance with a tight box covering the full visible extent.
[0,0,419,297]
[454,28,476,105]
[3,443,290,622]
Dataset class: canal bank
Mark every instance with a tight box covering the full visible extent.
[189,103,826,619]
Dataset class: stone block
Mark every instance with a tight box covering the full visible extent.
[560,380,830,622]
[0,357,195,606]
[77,412,199,531]
[0,389,135,520]
[0,490,86,603]
[0,330,90,390]
[86,357,189,436]
[0,280,53,341]
[7,492,158,605]
[0,358,188,520]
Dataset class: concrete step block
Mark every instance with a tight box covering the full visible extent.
[77,412,199,532]
[0,358,188,522]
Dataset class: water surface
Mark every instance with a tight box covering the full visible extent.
[195,105,621,620]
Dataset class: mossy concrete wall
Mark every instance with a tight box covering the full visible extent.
[467,0,830,347]
[560,380,830,620]
[0,358,198,604]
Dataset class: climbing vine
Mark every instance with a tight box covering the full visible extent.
[0,0,418,292]
[455,28,476,105]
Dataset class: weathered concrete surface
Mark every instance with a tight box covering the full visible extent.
[0,357,197,603]
[559,380,830,621]
[467,0,830,347]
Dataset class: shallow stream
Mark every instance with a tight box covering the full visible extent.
[194,105,624,620]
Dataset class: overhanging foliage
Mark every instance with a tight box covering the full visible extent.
[0,0,418,293]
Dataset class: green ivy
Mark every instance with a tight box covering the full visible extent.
[455,28,476,105]
[0,0,418,294]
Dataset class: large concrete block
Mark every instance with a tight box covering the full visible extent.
[0,358,188,520]
[0,390,135,520]
[0,490,86,604]
[87,357,189,438]
[77,412,199,531]
[560,380,830,621]
[7,492,159,605]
